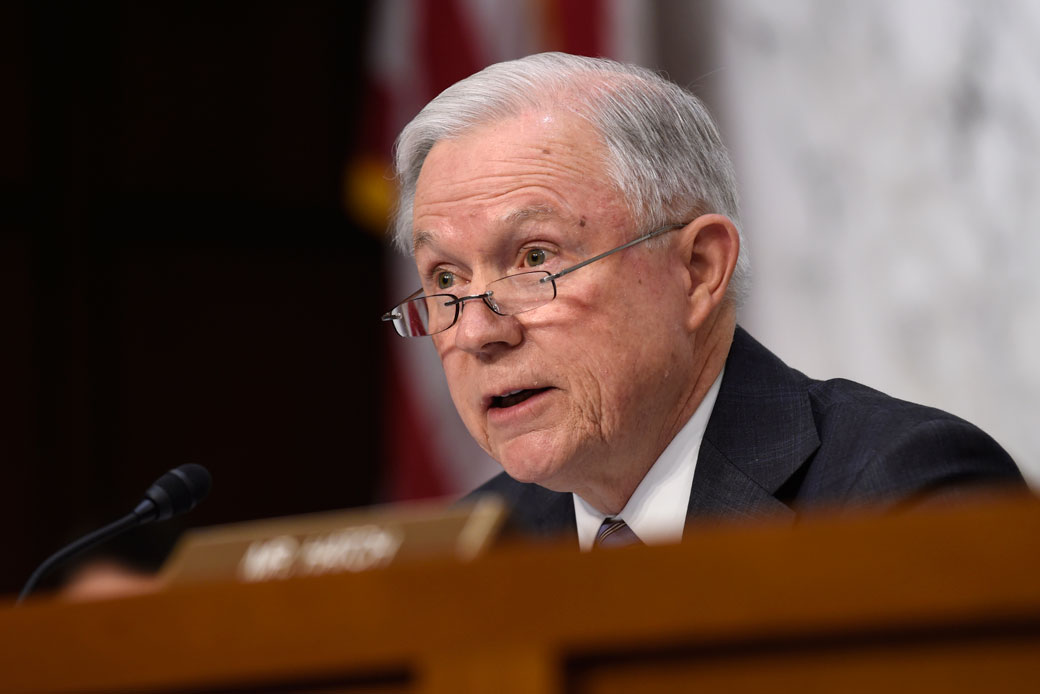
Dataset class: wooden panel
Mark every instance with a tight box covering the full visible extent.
[570,629,1040,693]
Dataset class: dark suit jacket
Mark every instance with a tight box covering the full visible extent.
[469,327,1024,542]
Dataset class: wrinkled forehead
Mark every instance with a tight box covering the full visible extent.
[410,110,626,254]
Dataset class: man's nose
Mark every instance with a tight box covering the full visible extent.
[453,294,522,356]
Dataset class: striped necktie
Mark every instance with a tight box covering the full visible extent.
[595,518,642,548]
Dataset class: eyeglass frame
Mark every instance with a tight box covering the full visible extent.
[381,220,690,337]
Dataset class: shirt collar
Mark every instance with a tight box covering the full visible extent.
[573,370,724,550]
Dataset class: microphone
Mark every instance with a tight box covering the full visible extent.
[17,463,212,604]
[133,463,212,523]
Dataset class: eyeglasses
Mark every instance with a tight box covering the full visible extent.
[381,221,689,338]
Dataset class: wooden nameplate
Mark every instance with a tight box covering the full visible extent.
[160,495,506,585]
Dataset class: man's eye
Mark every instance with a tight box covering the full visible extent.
[435,271,456,290]
[524,248,547,267]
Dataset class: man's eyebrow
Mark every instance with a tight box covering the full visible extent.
[412,229,433,253]
[500,204,558,226]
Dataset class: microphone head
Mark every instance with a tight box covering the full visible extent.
[137,463,212,523]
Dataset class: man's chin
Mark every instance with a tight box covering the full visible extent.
[496,447,568,489]
[484,425,580,488]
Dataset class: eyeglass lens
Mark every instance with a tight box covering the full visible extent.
[390,271,556,337]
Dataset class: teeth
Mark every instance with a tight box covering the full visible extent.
[500,389,524,397]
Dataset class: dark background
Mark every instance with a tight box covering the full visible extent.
[1,1,386,595]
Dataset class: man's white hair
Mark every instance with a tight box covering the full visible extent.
[393,52,749,303]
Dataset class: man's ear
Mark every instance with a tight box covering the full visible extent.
[676,214,740,333]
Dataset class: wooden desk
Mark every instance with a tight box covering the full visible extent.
[3,494,1039,693]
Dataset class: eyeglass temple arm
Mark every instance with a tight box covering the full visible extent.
[540,222,688,283]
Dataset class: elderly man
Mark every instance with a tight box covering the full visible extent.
[382,53,1023,549]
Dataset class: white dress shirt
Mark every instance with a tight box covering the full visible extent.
[573,371,724,550]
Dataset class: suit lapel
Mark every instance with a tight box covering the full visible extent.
[687,327,820,526]
[686,438,794,522]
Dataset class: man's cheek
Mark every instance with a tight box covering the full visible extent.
[455,400,490,450]
[442,369,474,420]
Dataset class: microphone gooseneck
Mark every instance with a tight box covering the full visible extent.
[17,464,212,604]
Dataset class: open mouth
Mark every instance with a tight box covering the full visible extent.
[490,388,551,409]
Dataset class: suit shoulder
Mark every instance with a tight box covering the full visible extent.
[808,377,951,426]
[808,376,994,439]
[803,378,1023,500]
